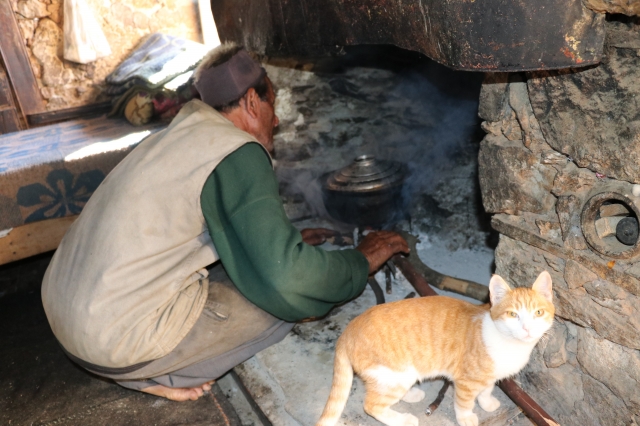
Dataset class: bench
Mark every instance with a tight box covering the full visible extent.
[0,116,165,265]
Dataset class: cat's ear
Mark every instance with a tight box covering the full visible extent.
[489,275,511,306]
[532,271,553,303]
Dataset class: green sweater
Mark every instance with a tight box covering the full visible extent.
[200,143,369,322]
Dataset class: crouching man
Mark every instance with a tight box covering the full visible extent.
[41,43,408,401]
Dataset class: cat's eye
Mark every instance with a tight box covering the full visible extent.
[535,309,544,317]
[508,311,518,318]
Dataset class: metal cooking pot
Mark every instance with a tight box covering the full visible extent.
[321,155,408,227]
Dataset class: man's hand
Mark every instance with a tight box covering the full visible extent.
[301,228,341,246]
[356,231,409,274]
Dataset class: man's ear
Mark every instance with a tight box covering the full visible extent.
[243,88,260,119]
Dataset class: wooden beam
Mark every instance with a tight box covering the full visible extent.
[0,216,77,265]
[0,63,15,107]
[0,60,23,134]
[28,101,112,126]
[0,0,45,116]
[0,107,20,134]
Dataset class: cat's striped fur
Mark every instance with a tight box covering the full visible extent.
[316,271,555,426]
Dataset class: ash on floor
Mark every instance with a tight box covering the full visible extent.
[230,218,530,426]
[231,50,524,425]
[0,47,513,426]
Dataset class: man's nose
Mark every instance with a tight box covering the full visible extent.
[274,115,280,127]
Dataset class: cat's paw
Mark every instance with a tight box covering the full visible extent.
[478,395,500,412]
[398,413,419,426]
[455,413,479,426]
[401,387,425,403]
[375,411,419,426]
[371,409,418,426]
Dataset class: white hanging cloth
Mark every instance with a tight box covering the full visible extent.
[63,0,112,64]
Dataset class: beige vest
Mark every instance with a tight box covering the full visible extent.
[42,100,260,367]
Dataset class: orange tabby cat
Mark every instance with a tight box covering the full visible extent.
[316,271,554,426]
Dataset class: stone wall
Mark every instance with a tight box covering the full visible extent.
[478,17,640,425]
[10,0,203,111]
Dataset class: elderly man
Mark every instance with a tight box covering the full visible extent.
[41,44,408,401]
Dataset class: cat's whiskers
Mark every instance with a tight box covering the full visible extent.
[537,332,551,346]
[537,318,558,346]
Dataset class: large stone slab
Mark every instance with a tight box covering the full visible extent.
[527,20,640,184]
[492,213,640,298]
[573,375,633,426]
[494,233,640,425]
[478,134,556,215]
[495,233,640,349]
[555,285,640,350]
[584,0,640,15]
[577,327,640,415]
[478,73,509,122]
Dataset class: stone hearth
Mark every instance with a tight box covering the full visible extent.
[478,17,640,426]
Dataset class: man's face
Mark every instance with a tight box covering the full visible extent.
[254,78,279,153]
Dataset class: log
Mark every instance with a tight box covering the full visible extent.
[0,216,76,265]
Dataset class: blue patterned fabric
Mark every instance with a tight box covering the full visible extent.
[17,169,105,223]
[0,116,165,229]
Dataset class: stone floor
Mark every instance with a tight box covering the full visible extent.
[225,50,531,425]
[231,216,531,426]
[0,254,241,426]
[0,47,541,426]
[0,241,530,426]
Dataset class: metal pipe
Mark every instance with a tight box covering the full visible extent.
[392,255,438,297]
[368,276,386,305]
[425,381,450,416]
[395,231,490,302]
[391,255,560,426]
[229,370,274,426]
[329,228,489,301]
[385,267,393,294]
[498,380,560,426]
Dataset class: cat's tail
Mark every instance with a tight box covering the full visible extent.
[316,343,353,426]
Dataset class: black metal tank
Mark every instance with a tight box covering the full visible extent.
[321,155,407,227]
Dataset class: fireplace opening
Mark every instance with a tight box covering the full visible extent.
[2,5,639,424]
[1,43,505,425]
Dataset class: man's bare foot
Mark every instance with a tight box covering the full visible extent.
[141,380,215,401]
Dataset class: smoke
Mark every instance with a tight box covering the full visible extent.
[373,68,481,198]
[276,167,329,218]
[269,56,483,230]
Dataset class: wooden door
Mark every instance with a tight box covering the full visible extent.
[0,59,24,134]
[0,0,46,134]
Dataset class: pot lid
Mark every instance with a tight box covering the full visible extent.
[323,155,407,192]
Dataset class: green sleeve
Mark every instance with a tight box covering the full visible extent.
[200,142,369,322]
